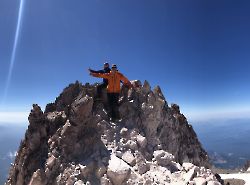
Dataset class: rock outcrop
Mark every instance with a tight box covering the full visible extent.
[243,160,250,171]
[6,80,223,185]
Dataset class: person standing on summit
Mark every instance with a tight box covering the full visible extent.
[90,64,132,121]
[89,62,111,98]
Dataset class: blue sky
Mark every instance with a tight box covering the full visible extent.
[1,0,250,123]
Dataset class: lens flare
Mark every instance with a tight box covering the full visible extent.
[2,0,25,105]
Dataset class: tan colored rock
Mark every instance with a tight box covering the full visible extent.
[107,155,131,185]
[122,151,136,166]
[46,155,56,169]
[136,135,147,148]
[28,169,46,185]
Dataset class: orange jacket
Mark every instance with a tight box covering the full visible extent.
[92,71,131,93]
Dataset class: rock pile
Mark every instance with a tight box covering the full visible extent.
[6,80,223,185]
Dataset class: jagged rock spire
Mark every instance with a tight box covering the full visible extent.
[6,81,223,185]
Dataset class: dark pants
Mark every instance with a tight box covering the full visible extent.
[107,93,120,120]
[97,83,108,98]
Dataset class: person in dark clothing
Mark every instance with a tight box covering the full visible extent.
[107,93,120,121]
[88,62,111,98]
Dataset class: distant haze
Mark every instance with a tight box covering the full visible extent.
[0,112,28,125]
[192,118,250,168]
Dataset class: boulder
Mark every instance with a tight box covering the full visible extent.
[143,165,171,184]
[193,177,207,185]
[136,134,147,148]
[107,155,131,185]
[153,150,175,166]
[122,151,136,166]
[135,151,148,175]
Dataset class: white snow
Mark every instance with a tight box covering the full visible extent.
[220,173,250,185]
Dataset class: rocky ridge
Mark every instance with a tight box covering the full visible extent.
[6,80,223,185]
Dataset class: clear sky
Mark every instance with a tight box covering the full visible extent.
[1,0,250,123]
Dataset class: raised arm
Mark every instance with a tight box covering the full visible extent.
[91,72,110,79]
[89,69,104,73]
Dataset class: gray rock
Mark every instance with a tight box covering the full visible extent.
[153,150,175,166]
[96,163,107,178]
[120,127,129,136]
[125,140,138,151]
[142,80,151,94]
[135,151,148,175]
[143,165,171,184]
[70,95,93,124]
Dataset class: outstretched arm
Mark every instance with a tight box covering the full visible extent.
[89,68,104,73]
[90,72,109,79]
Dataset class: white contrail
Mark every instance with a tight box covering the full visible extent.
[2,0,25,105]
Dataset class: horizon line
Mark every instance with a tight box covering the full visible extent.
[0,110,250,125]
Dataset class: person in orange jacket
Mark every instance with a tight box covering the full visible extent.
[90,64,132,121]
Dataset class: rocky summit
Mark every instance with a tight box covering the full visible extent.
[6,80,223,185]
